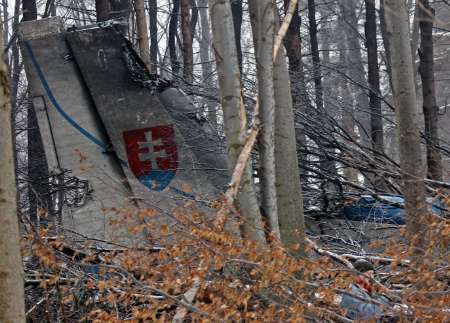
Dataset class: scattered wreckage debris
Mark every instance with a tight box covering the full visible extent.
[19,17,229,243]
[305,192,449,252]
[340,194,447,225]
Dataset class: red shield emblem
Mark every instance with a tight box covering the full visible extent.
[123,125,178,191]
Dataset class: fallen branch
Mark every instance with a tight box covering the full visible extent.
[172,277,201,323]
[215,100,260,229]
[340,253,411,266]
[225,122,260,202]
[25,297,46,317]
[273,0,299,59]
[306,237,354,269]
[102,264,220,321]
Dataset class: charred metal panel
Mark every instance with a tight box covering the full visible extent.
[19,18,135,243]
[65,27,229,213]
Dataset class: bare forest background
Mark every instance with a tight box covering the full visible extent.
[12,0,450,224]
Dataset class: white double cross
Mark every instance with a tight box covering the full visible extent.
[137,131,168,170]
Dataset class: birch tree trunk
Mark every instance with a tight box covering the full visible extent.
[180,0,193,84]
[383,0,428,246]
[0,32,25,323]
[418,0,443,181]
[134,0,150,66]
[248,0,279,238]
[273,12,306,252]
[209,0,266,245]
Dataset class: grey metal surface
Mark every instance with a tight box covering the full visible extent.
[65,26,229,214]
[157,87,229,191]
[31,96,59,172]
[19,18,136,244]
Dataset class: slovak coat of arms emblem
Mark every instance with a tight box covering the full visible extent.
[123,125,178,191]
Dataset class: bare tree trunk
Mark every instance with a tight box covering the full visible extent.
[134,0,150,66]
[209,0,266,245]
[23,0,51,223]
[283,0,308,179]
[410,1,421,98]
[0,29,25,323]
[337,22,358,185]
[148,0,158,73]
[10,0,20,213]
[230,0,243,72]
[22,0,37,21]
[189,0,198,35]
[2,0,8,57]
[180,0,193,84]
[109,0,131,26]
[308,0,338,202]
[307,0,323,115]
[410,0,420,66]
[130,7,136,45]
[198,0,216,125]
[273,12,306,252]
[318,3,334,115]
[27,99,51,224]
[169,0,181,78]
[364,0,386,191]
[97,0,108,16]
[49,0,56,16]
[364,0,384,155]
[383,0,427,247]
[339,0,371,150]
[379,0,393,93]
[248,0,279,238]
[418,0,443,181]
[10,0,19,104]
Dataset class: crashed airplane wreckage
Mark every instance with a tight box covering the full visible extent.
[19,18,229,243]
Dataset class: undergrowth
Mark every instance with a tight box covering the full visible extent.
[22,197,449,322]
